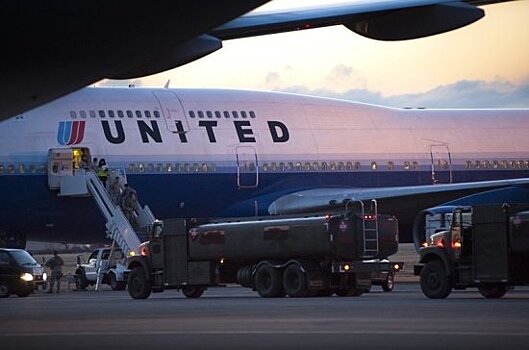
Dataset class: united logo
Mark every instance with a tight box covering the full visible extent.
[57,121,86,145]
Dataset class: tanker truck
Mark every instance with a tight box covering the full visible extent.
[126,203,402,299]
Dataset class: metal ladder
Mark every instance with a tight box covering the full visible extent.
[346,199,379,258]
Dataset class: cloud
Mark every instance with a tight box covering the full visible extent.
[282,80,529,108]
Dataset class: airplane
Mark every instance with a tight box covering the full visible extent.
[0,0,515,122]
[0,86,528,249]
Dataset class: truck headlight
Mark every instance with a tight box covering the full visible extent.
[43,272,48,281]
[20,273,34,282]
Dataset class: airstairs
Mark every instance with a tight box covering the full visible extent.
[51,169,156,257]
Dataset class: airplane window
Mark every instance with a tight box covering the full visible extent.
[287,162,294,171]
[215,111,221,118]
[465,161,472,169]
[206,111,213,119]
[412,161,419,170]
[138,163,144,173]
[475,160,481,169]
[210,163,217,172]
[493,160,499,169]
[108,110,115,118]
[189,111,196,118]
[145,111,152,118]
[80,111,87,119]
[312,162,319,171]
[154,111,161,118]
[387,161,394,170]
[346,162,353,171]
[157,163,163,172]
[355,162,361,170]
[330,162,337,171]
[198,111,204,119]
[117,110,124,118]
[262,163,268,172]
[0,164,3,174]
[224,111,230,118]
[183,163,190,172]
[175,163,181,172]
[89,110,96,118]
[518,160,525,168]
[166,163,173,173]
[270,162,277,171]
[135,110,142,118]
[193,163,200,172]
[371,162,377,171]
[321,162,328,171]
[338,162,345,171]
[404,161,411,170]
[202,163,208,172]
[232,111,239,119]
[295,162,302,171]
[18,164,25,174]
[501,160,508,168]
[146,163,154,172]
[525,161,529,168]
[7,164,15,174]
[128,163,135,173]
[29,165,36,174]
[279,162,285,171]
[304,162,311,171]
[99,110,106,118]
[126,110,133,118]
[250,111,256,118]
[40,164,47,173]
[70,111,77,119]
[241,111,248,119]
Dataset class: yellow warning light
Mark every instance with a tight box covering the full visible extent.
[421,242,428,248]
[129,251,136,257]
[453,241,462,249]
[343,264,350,271]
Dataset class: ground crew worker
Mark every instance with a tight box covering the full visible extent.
[119,184,139,229]
[97,164,108,187]
[45,251,64,294]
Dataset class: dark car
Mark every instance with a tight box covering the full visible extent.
[0,248,47,297]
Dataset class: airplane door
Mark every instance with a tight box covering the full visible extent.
[236,146,258,189]
[429,144,452,184]
[152,90,189,133]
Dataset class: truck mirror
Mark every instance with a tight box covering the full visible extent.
[76,255,81,265]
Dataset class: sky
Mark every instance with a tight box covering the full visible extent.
[99,0,529,108]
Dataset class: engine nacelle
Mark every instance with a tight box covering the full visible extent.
[109,34,222,79]
[347,2,484,41]
[413,206,458,252]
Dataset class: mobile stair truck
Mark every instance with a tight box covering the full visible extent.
[415,203,529,299]
[126,202,403,299]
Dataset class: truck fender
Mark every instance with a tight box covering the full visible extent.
[126,257,151,281]
[419,248,452,276]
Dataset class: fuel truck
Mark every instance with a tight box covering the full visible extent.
[126,203,402,299]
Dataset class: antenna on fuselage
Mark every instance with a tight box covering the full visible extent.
[164,80,171,89]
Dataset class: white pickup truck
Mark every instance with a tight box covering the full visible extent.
[74,247,127,291]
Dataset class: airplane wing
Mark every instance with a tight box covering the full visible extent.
[212,0,516,41]
[268,177,529,243]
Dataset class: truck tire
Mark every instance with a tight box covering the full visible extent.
[382,271,395,292]
[478,283,508,299]
[420,260,452,299]
[75,271,87,291]
[0,283,10,298]
[283,263,309,297]
[109,272,126,291]
[254,265,284,298]
[182,286,206,298]
[128,266,152,299]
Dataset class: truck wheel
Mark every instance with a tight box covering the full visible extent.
[382,271,395,292]
[254,265,284,298]
[0,283,10,298]
[479,283,508,299]
[182,286,205,298]
[420,260,452,299]
[75,271,87,291]
[128,266,151,299]
[109,273,126,291]
[283,263,309,297]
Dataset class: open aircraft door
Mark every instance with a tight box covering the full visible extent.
[236,146,258,189]
[152,90,189,134]
[429,144,452,184]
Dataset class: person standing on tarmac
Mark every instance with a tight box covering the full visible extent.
[45,251,64,294]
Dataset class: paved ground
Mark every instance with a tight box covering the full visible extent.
[1,283,529,350]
